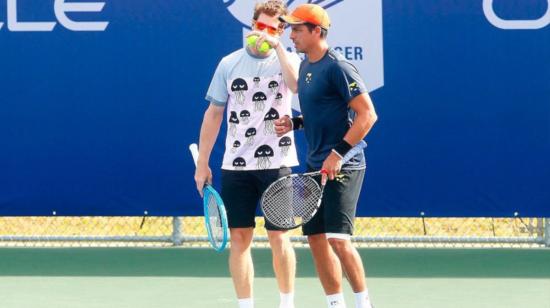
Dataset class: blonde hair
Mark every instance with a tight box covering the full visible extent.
[253,0,288,29]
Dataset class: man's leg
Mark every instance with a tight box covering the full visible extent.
[327,238,366,292]
[303,175,347,308]
[229,227,255,301]
[307,233,343,295]
[222,170,260,307]
[323,168,372,308]
[267,230,296,308]
[267,230,295,293]
[328,238,373,308]
[259,168,296,307]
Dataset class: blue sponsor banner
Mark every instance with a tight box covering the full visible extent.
[0,1,549,216]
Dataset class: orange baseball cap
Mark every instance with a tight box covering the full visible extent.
[279,4,331,30]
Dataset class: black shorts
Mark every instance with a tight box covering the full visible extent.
[302,168,365,236]
[221,167,291,230]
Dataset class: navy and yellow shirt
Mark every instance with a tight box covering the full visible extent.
[298,48,367,170]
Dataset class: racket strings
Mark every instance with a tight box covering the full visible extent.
[205,191,224,247]
[262,175,322,229]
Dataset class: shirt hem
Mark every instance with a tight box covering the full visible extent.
[221,163,299,171]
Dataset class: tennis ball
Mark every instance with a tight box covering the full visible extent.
[246,35,272,53]
[246,35,258,47]
[258,41,271,53]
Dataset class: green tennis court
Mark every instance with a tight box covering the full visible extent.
[0,248,549,308]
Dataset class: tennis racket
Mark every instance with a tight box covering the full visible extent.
[260,140,368,229]
[189,143,229,252]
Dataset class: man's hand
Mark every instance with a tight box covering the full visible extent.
[247,31,280,51]
[274,115,292,137]
[321,151,343,181]
[257,32,280,49]
[194,164,212,198]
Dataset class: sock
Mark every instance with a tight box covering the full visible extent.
[354,290,373,308]
[326,293,346,308]
[238,297,254,308]
[279,292,295,308]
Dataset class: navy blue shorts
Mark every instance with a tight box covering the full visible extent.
[302,168,365,236]
[221,167,291,230]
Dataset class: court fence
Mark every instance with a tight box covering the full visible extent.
[0,217,548,248]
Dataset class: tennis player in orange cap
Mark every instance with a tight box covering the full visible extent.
[276,4,378,308]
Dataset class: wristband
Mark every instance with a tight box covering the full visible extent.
[333,140,352,157]
[331,149,343,159]
[291,117,304,130]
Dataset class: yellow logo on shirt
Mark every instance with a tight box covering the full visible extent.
[349,81,359,92]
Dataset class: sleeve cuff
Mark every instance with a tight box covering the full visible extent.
[205,95,226,107]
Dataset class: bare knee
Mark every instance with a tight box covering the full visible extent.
[307,233,327,248]
[308,234,336,258]
[230,228,253,251]
[328,238,352,258]
[268,230,291,253]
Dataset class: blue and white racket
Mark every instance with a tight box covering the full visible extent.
[189,143,229,252]
[261,140,368,229]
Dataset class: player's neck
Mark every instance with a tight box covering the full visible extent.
[306,42,329,63]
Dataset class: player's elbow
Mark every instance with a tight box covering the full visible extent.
[357,108,377,131]
[288,81,298,94]
[368,109,378,126]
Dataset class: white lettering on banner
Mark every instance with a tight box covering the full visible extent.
[0,22,3,29]
[333,46,364,61]
[4,0,108,32]
[55,0,108,31]
[285,46,364,61]
[8,0,55,31]
[483,0,550,30]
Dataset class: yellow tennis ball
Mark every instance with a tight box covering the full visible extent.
[246,35,272,53]
[258,41,271,53]
[246,35,258,47]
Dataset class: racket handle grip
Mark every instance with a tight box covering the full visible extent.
[189,143,199,166]
[341,140,367,164]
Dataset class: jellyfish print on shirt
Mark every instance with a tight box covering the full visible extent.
[229,111,239,137]
[231,78,248,105]
[254,145,274,169]
[274,92,283,106]
[263,108,280,135]
[278,136,292,157]
[253,77,261,88]
[245,127,256,146]
[233,157,246,170]
[268,80,279,94]
[231,140,241,153]
[240,110,251,125]
[252,91,267,112]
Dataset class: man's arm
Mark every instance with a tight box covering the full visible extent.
[253,32,299,93]
[322,93,377,180]
[274,43,298,93]
[194,103,225,196]
[342,93,378,145]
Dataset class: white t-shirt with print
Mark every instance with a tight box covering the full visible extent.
[205,48,300,171]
